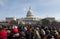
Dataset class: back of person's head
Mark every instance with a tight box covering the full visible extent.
[51,36,55,39]
[36,27,39,31]
[54,30,59,35]
[41,29,46,35]
[12,25,18,33]
[12,25,18,29]
[41,26,45,29]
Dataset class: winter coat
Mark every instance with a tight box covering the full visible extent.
[0,29,7,39]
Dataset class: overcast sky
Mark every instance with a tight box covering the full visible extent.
[0,0,60,21]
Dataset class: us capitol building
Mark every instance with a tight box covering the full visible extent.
[5,7,55,25]
[17,7,40,25]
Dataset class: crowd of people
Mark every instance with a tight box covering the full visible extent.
[0,24,60,39]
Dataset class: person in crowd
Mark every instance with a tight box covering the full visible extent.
[19,26,26,39]
[25,29,30,39]
[40,29,47,39]
[58,28,60,39]
[53,29,59,39]
[0,25,7,39]
[7,29,13,39]
[45,27,50,36]
[12,25,19,39]
[50,36,55,39]
[35,27,41,39]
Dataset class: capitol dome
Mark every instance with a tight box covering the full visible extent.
[26,7,34,17]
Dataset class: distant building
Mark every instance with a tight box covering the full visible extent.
[6,17,16,22]
[17,7,40,25]
[16,7,56,25]
[45,17,55,22]
[0,22,9,26]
